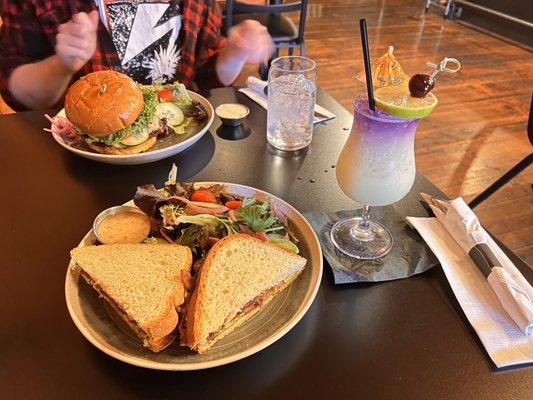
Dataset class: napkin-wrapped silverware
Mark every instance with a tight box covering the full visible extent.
[420,193,533,335]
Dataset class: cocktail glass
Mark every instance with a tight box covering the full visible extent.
[330,95,420,259]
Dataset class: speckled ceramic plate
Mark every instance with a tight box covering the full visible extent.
[65,183,322,370]
[51,91,214,165]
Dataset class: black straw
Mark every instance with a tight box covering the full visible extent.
[359,19,375,111]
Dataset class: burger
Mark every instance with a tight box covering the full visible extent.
[65,71,193,155]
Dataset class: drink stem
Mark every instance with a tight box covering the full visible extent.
[360,204,371,230]
[351,204,375,242]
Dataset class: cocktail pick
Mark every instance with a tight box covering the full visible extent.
[426,57,461,78]
[409,57,461,98]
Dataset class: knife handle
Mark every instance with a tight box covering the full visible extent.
[468,243,503,277]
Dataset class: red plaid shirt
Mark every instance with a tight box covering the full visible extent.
[0,0,226,111]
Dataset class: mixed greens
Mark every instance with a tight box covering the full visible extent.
[50,81,208,150]
[133,171,299,260]
[152,82,194,135]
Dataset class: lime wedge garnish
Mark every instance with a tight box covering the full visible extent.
[374,86,438,119]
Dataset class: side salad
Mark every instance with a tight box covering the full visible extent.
[45,81,208,147]
[133,173,300,261]
[149,82,208,136]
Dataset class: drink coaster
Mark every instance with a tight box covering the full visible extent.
[304,207,438,284]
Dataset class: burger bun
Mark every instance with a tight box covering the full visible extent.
[65,71,144,137]
[86,137,157,155]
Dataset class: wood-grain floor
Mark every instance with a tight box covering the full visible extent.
[300,0,532,264]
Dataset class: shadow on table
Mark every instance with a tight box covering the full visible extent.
[258,144,309,199]
[60,131,217,205]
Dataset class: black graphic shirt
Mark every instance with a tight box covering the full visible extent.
[96,0,183,84]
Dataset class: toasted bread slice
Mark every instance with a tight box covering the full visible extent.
[186,234,306,353]
[70,243,192,352]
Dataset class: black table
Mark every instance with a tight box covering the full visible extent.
[1,87,531,399]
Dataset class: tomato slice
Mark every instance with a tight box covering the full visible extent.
[191,190,217,203]
[157,89,174,102]
[224,200,242,210]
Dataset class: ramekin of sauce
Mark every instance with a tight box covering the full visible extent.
[215,103,250,127]
[93,206,151,245]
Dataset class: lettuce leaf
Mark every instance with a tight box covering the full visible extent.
[169,82,191,106]
[143,236,168,244]
[133,184,188,219]
[175,224,203,249]
[173,214,238,236]
[234,197,278,233]
[267,237,300,254]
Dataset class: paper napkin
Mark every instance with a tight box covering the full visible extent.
[238,77,336,124]
[407,215,533,368]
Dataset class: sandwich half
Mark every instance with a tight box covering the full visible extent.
[186,234,307,354]
[70,243,193,352]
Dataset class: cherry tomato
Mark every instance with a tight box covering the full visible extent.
[191,190,217,203]
[157,89,174,102]
[225,200,242,210]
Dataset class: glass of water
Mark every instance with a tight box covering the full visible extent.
[267,56,317,151]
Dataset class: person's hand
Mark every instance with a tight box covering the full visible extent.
[226,20,274,64]
[55,11,99,73]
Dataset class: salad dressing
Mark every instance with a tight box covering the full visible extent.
[216,104,249,119]
[97,212,150,244]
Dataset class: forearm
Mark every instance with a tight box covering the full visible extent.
[8,55,75,110]
[215,20,273,86]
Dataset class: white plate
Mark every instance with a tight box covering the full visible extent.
[51,91,214,165]
[65,183,323,370]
